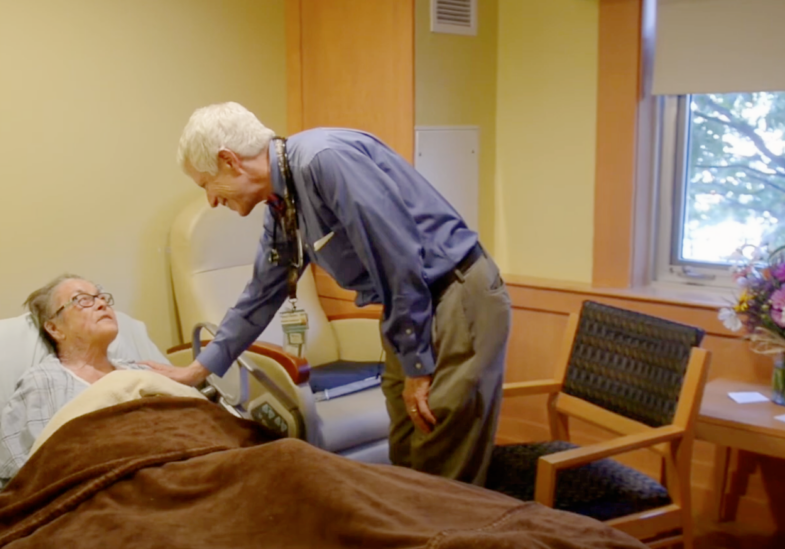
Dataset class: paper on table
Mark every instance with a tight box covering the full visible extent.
[728,391,770,404]
[774,414,785,423]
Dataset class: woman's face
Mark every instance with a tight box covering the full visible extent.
[45,279,118,351]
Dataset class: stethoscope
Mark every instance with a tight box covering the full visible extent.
[269,137,304,302]
[267,206,303,269]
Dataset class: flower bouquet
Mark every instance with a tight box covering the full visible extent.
[718,244,785,405]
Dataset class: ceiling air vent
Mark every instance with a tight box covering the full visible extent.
[431,0,477,36]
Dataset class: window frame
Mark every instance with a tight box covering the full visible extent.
[652,94,737,289]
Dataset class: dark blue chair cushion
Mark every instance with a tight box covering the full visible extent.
[486,441,671,522]
[308,361,383,393]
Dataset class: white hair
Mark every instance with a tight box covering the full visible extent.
[177,102,276,176]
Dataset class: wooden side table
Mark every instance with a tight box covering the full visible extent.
[696,378,785,521]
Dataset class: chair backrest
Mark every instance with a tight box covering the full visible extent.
[169,197,339,366]
[0,311,169,412]
[562,301,705,428]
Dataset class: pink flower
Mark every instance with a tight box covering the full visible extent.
[772,308,785,328]
[772,289,785,310]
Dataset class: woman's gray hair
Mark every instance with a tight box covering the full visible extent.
[24,274,86,352]
[177,101,276,176]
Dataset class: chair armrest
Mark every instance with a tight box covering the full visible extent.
[246,342,310,385]
[166,341,310,385]
[534,425,685,506]
[502,380,562,398]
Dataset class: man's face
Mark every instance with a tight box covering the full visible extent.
[186,156,266,217]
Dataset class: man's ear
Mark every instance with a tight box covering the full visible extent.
[44,320,65,344]
[217,149,241,174]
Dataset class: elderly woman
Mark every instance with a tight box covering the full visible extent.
[0,274,147,488]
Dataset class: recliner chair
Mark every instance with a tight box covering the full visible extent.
[168,197,391,463]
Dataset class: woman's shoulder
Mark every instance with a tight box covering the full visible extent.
[16,356,75,387]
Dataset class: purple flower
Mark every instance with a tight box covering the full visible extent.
[772,263,785,282]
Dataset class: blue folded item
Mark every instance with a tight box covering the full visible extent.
[309,361,384,401]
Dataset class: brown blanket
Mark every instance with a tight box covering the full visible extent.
[0,397,646,548]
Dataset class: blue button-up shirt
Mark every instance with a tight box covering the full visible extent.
[197,128,478,378]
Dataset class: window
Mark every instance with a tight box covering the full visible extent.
[654,91,785,287]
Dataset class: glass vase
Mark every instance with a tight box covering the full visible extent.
[773,354,785,406]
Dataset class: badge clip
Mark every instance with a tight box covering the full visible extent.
[280,301,308,358]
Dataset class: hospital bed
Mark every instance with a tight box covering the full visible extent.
[0,310,649,549]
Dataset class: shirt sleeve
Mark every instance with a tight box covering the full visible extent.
[0,374,62,487]
[197,210,307,377]
[307,147,436,377]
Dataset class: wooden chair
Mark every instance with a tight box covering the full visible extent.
[487,301,711,548]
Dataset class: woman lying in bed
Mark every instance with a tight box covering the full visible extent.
[0,274,148,488]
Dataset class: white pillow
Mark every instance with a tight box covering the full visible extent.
[109,312,170,365]
[0,312,169,412]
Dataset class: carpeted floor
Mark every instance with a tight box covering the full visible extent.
[694,520,784,549]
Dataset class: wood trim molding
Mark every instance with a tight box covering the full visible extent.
[592,0,644,288]
[503,278,736,338]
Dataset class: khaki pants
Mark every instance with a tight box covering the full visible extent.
[380,252,511,486]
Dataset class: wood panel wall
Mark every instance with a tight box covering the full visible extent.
[592,0,643,288]
[286,0,414,160]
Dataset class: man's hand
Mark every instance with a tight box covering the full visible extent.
[139,360,211,387]
[403,375,437,434]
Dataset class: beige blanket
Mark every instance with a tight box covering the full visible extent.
[29,369,205,455]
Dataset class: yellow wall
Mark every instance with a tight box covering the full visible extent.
[414,0,498,253]
[495,0,598,281]
[0,0,286,350]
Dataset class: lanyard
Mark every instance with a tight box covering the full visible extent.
[272,137,309,357]
[272,137,303,303]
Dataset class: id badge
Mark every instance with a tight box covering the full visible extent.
[281,306,308,358]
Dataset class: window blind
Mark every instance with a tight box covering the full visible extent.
[653,0,785,95]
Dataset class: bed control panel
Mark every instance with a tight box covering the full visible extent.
[248,394,296,438]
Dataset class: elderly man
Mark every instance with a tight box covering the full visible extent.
[153,102,511,485]
[0,275,148,488]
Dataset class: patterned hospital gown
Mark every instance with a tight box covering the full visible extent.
[0,356,148,489]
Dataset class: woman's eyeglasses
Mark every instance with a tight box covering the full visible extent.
[51,292,114,319]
